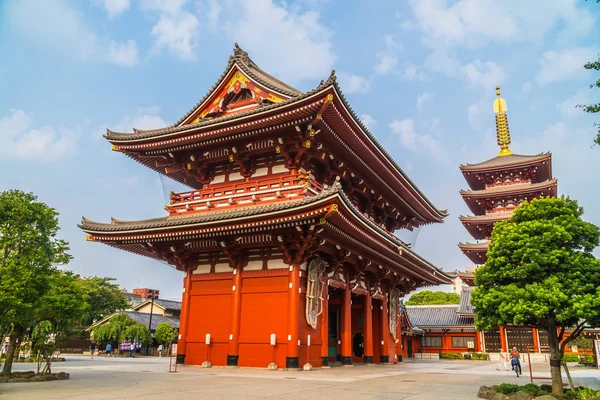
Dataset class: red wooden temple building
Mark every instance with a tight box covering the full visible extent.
[453,86,557,353]
[80,44,450,369]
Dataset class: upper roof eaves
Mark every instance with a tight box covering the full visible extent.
[105,43,308,141]
[460,152,551,172]
[331,81,448,220]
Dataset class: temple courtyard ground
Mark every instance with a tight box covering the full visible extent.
[1,357,599,399]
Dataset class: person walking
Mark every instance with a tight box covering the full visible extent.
[129,342,135,358]
[90,342,97,360]
[496,351,509,371]
[158,344,163,358]
[105,343,113,358]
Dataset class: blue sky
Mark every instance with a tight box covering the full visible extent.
[1,0,598,299]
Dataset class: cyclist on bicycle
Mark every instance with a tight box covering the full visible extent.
[510,347,522,375]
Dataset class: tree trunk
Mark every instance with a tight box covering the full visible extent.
[1,329,19,376]
[547,322,564,396]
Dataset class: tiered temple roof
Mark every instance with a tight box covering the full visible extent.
[457,87,557,265]
[81,44,451,290]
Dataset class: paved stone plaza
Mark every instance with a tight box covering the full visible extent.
[1,357,599,400]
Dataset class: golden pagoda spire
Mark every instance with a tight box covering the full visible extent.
[493,85,512,156]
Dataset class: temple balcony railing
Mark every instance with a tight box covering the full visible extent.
[166,173,323,215]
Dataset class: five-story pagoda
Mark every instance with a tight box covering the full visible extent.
[80,44,450,369]
[458,87,557,265]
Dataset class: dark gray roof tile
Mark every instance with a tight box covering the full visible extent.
[405,305,474,327]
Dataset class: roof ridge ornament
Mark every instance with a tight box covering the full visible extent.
[233,42,249,64]
[494,85,512,156]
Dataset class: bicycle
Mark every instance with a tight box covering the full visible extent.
[511,358,520,377]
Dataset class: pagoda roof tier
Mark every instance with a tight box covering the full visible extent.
[101,45,447,226]
[460,152,552,190]
[80,184,451,287]
[461,179,557,215]
[459,212,511,240]
[458,241,488,265]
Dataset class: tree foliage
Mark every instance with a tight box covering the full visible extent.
[472,197,600,395]
[76,276,128,327]
[405,290,460,305]
[91,314,135,345]
[154,322,178,347]
[580,54,600,146]
[31,269,86,374]
[0,190,72,376]
[124,324,152,345]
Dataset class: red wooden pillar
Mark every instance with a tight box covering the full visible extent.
[476,331,483,352]
[227,266,243,366]
[320,275,329,367]
[532,328,540,353]
[499,326,508,352]
[286,264,301,369]
[340,274,352,365]
[363,283,374,364]
[395,315,401,362]
[380,290,389,363]
[176,266,193,364]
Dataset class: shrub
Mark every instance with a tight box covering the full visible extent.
[563,354,581,362]
[440,352,463,359]
[496,383,520,394]
[470,352,489,360]
[579,354,596,366]
[520,384,546,397]
[540,384,552,393]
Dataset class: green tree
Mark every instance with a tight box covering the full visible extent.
[472,197,600,396]
[405,290,460,305]
[91,314,135,347]
[32,270,86,374]
[580,54,600,146]
[77,277,128,327]
[0,190,72,376]
[154,322,178,354]
[124,324,152,346]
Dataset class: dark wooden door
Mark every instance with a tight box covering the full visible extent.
[484,330,502,352]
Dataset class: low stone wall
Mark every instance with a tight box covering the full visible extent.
[0,371,70,383]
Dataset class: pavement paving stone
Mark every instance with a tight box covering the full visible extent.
[1,356,598,400]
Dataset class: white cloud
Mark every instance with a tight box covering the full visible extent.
[104,0,130,18]
[389,119,443,158]
[557,89,590,119]
[5,0,97,60]
[467,102,488,128]
[390,119,418,151]
[5,0,138,67]
[408,0,596,80]
[535,48,596,86]
[375,53,397,75]
[374,35,400,75]
[409,0,594,49]
[0,109,79,161]
[400,20,415,31]
[521,81,533,94]
[401,64,428,81]
[338,73,370,94]
[95,106,169,142]
[142,0,199,60]
[360,114,377,129]
[424,45,461,77]
[461,60,504,89]
[112,106,169,133]
[206,0,222,28]
[106,40,139,66]
[226,0,335,83]
[416,92,431,112]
